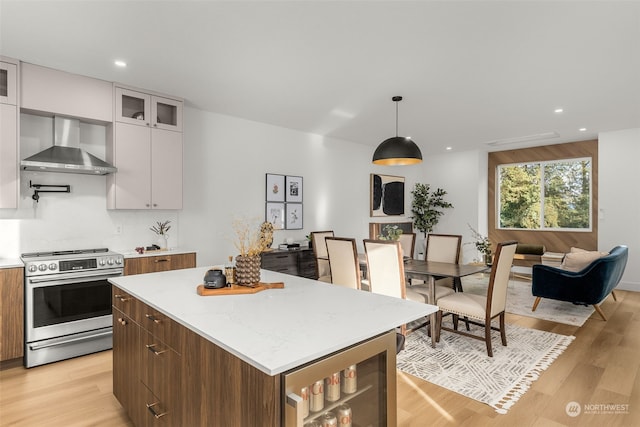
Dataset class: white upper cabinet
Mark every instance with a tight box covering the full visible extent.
[108,86,183,210]
[0,58,19,209]
[115,87,182,131]
[21,62,112,122]
[0,61,17,105]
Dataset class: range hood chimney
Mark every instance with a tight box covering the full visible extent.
[21,116,117,175]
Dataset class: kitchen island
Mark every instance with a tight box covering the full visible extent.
[110,267,436,426]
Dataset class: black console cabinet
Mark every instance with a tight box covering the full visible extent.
[261,248,317,279]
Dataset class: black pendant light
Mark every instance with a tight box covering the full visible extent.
[372,96,423,165]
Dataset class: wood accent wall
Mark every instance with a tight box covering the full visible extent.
[488,140,598,253]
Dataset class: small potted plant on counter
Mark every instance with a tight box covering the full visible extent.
[150,220,171,250]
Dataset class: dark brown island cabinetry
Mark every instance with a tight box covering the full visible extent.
[112,286,280,426]
[124,252,196,276]
[261,248,316,279]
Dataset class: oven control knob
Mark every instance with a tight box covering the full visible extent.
[99,259,106,266]
[29,265,38,273]
[107,258,114,265]
[48,263,57,271]
[115,258,123,265]
[38,264,47,271]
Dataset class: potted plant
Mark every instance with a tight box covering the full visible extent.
[467,224,492,265]
[410,183,453,237]
[150,220,171,250]
[378,224,403,241]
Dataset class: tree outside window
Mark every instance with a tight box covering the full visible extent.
[498,158,591,230]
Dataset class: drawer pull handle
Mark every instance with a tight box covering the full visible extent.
[146,402,167,419]
[146,344,167,356]
[114,294,129,302]
[117,317,127,326]
[154,258,169,263]
[145,314,161,324]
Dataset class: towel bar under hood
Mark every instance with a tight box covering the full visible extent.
[21,116,117,175]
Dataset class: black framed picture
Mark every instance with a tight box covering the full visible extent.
[266,202,285,230]
[285,176,303,203]
[285,203,303,229]
[266,174,286,202]
[370,173,405,217]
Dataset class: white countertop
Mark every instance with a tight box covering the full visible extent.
[118,248,197,259]
[109,267,437,376]
[0,258,24,269]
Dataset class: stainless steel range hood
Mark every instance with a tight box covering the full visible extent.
[21,116,117,175]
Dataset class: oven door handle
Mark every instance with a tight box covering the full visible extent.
[28,269,123,285]
[28,330,112,351]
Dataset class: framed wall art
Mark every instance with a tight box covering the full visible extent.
[286,203,303,229]
[370,173,405,217]
[285,175,303,202]
[266,173,304,229]
[266,174,286,202]
[266,202,285,230]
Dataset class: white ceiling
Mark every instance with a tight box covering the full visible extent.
[1,1,639,156]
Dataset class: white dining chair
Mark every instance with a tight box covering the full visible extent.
[363,239,430,337]
[436,241,518,357]
[310,230,334,283]
[398,232,416,259]
[409,234,463,301]
[325,237,363,290]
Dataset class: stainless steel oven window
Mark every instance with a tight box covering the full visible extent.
[32,280,112,328]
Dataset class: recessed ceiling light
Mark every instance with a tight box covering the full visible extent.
[579,128,587,132]
[554,108,564,113]
[114,60,127,68]
[446,146,452,151]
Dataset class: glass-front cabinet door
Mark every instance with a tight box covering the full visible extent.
[152,95,182,132]
[283,331,396,427]
[115,87,150,126]
[115,86,182,132]
[0,61,17,105]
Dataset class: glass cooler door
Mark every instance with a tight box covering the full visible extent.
[283,331,396,427]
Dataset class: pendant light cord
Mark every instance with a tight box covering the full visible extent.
[395,100,399,137]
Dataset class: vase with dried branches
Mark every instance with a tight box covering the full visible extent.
[232,217,271,285]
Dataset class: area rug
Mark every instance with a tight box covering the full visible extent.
[397,324,575,414]
[460,274,594,326]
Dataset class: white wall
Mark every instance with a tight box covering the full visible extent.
[598,128,639,291]
[179,107,422,267]
[0,113,180,258]
[419,149,487,263]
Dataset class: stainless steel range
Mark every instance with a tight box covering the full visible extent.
[21,248,124,368]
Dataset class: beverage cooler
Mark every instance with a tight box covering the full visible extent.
[283,331,397,427]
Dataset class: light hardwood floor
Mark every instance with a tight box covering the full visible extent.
[1,290,638,426]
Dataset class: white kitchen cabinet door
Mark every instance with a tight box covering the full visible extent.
[21,62,112,122]
[0,104,18,208]
[0,61,17,105]
[115,87,151,127]
[112,122,152,209]
[151,96,183,132]
[150,129,182,209]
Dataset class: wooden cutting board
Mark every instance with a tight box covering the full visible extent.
[196,282,284,296]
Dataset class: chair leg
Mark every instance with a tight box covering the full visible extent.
[485,320,493,357]
[499,312,507,347]
[611,290,618,301]
[532,296,542,311]
[435,311,442,343]
[452,314,459,331]
[593,304,608,321]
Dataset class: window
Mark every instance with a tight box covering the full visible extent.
[498,158,592,231]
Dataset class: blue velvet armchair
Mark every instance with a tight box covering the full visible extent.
[531,245,628,321]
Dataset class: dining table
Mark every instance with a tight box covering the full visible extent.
[403,259,491,347]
